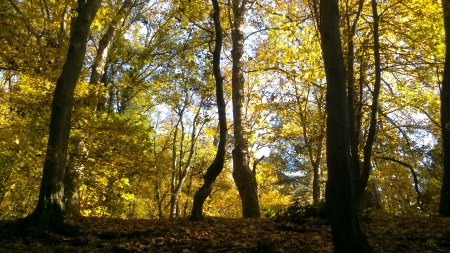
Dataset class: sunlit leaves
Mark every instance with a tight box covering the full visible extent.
[0,0,446,219]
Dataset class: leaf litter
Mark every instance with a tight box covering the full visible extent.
[1,214,450,252]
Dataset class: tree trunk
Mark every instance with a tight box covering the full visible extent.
[22,0,102,235]
[312,162,321,205]
[64,134,88,218]
[169,106,183,218]
[355,0,382,212]
[59,0,72,39]
[319,0,372,252]
[362,180,382,211]
[440,0,450,216]
[294,85,325,206]
[231,0,260,218]
[89,0,133,86]
[346,0,365,187]
[170,96,204,218]
[190,0,227,221]
[64,0,133,218]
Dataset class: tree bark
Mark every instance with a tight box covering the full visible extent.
[299,90,324,206]
[190,0,227,221]
[355,0,382,212]
[170,107,183,218]
[89,0,133,86]
[345,0,365,187]
[63,134,88,218]
[64,0,133,217]
[22,0,102,235]
[231,0,260,218]
[440,0,450,217]
[319,0,372,252]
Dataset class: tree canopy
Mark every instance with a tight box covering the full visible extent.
[0,0,447,249]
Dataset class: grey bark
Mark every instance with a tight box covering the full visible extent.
[89,0,133,86]
[59,0,72,39]
[231,0,260,218]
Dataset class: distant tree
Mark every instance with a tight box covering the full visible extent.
[319,0,372,251]
[22,0,102,235]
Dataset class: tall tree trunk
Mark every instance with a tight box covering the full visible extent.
[64,0,133,217]
[295,86,325,206]
[313,95,325,206]
[346,0,365,186]
[440,0,450,217]
[22,0,102,235]
[319,0,372,252]
[355,0,382,212]
[231,0,260,218]
[170,110,182,218]
[190,0,227,221]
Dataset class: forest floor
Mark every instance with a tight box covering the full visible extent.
[1,214,450,252]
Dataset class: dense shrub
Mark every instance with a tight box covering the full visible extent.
[265,199,327,221]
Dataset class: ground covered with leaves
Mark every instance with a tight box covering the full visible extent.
[1,214,450,252]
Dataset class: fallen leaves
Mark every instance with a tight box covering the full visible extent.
[1,214,450,252]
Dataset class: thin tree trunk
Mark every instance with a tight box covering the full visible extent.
[190,0,227,222]
[89,0,133,86]
[170,97,204,218]
[319,0,372,251]
[313,95,325,206]
[170,111,182,218]
[22,0,102,236]
[231,0,260,219]
[439,0,450,217]
[295,86,325,206]
[183,165,195,218]
[346,0,365,186]
[312,162,321,205]
[59,0,72,39]
[355,0,382,212]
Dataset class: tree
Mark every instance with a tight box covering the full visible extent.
[319,0,372,251]
[190,0,227,221]
[231,0,260,219]
[22,0,102,235]
[440,0,450,217]
[64,0,134,218]
[344,0,365,193]
[169,95,206,218]
[354,0,383,212]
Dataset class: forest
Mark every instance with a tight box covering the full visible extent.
[0,0,449,252]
